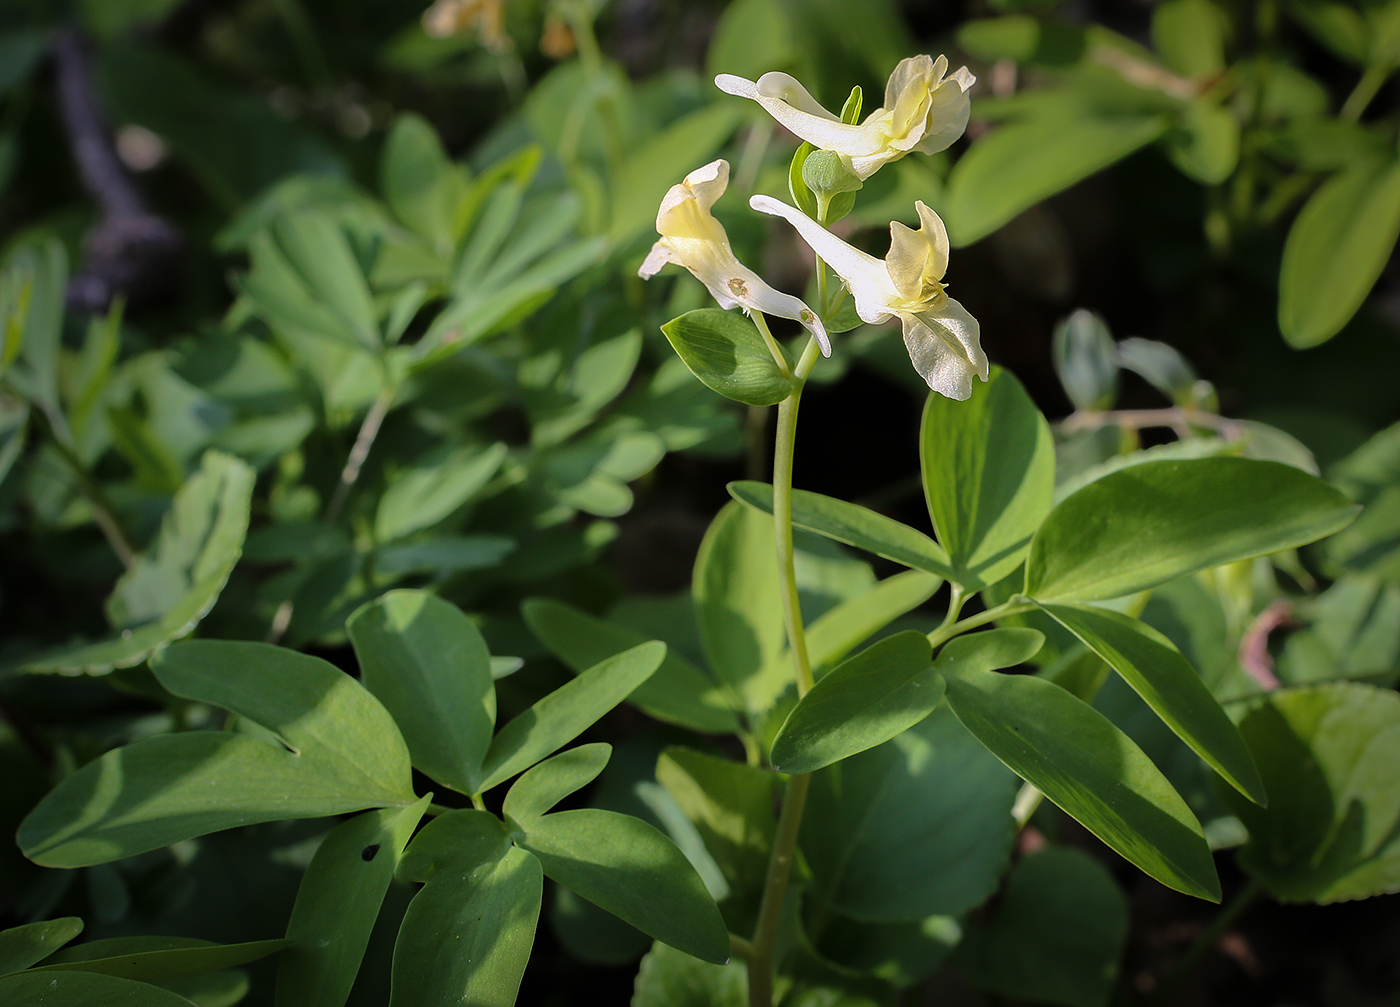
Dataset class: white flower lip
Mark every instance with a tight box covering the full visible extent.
[638,159,830,356]
[716,55,976,180]
[749,194,988,400]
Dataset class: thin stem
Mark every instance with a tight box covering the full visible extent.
[26,396,137,568]
[751,311,792,377]
[1152,878,1264,1002]
[927,599,1034,651]
[730,934,756,962]
[747,772,810,1007]
[746,336,824,1007]
[772,339,824,698]
[1340,63,1391,122]
[1012,782,1045,828]
[1058,406,1244,440]
[325,382,397,526]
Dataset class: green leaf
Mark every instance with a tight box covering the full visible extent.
[693,501,789,719]
[277,798,430,1007]
[1220,684,1400,903]
[522,598,740,734]
[706,0,796,81]
[946,113,1167,245]
[788,143,821,221]
[1152,0,1228,77]
[477,641,663,792]
[952,848,1128,1007]
[374,443,508,542]
[515,808,731,963]
[772,632,938,774]
[1280,156,1400,348]
[1324,421,1400,582]
[632,940,748,1007]
[1039,604,1265,803]
[0,970,199,1006]
[728,482,954,579]
[956,16,1088,65]
[1,238,64,413]
[655,747,778,908]
[661,309,797,407]
[36,936,287,982]
[1166,99,1239,185]
[1052,309,1118,411]
[1115,337,1198,402]
[942,667,1219,900]
[0,917,83,974]
[19,641,415,868]
[804,570,943,674]
[392,810,541,1007]
[920,367,1054,591]
[348,590,496,795]
[21,450,254,676]
[1025,457,1358,602]
[503,743,611,823]
[803,705,1020,921]
[381,113,466,256]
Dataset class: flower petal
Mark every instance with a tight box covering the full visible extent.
[716,73,888,171]
[901,297,988,400]
[749,195,898,321]
[912,68,975,156]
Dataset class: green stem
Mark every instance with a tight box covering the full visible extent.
[747,772,810,1007]
[927,599,1034,651]
[746,337,823,1007]
[1341,64,1391,122]
[26,396,137,569]
[325,381,397,527]
[1152,878,1263,1002]
[751,311,793,377]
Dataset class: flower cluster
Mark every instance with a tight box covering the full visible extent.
[640,55,986,400]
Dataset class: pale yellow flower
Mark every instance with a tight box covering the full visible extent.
[715,55,975,180]
[750,195,986,399]
[640,160,830,355]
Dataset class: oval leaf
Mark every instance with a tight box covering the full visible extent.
[802,704,1020,921]
[1039,603,1265,804]
[1025,457,1358,602]
[276,797,431,1007]
[1221,683,1400,904]
[942,667,1220,901]
[1280,156,1400,348]
[20,642,415,868]
[0,969,200,1006]
[392,811,540,1007]
[946,113,1167,245]
[477,641,663,792]
[920,367,1054,591]
[503,743,612,824]
[348,590,496,795]
[0,917,84,974]
[661,308,796,406]
[516,808,731,964]
[771,632,938,774]
[728,481,953,578]
[521,598,740,735]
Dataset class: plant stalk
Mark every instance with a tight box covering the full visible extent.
[747,336,823,1007]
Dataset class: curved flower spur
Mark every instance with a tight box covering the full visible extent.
[715,55,975,180]
[638,158,830,356]
[750,195,988,400]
